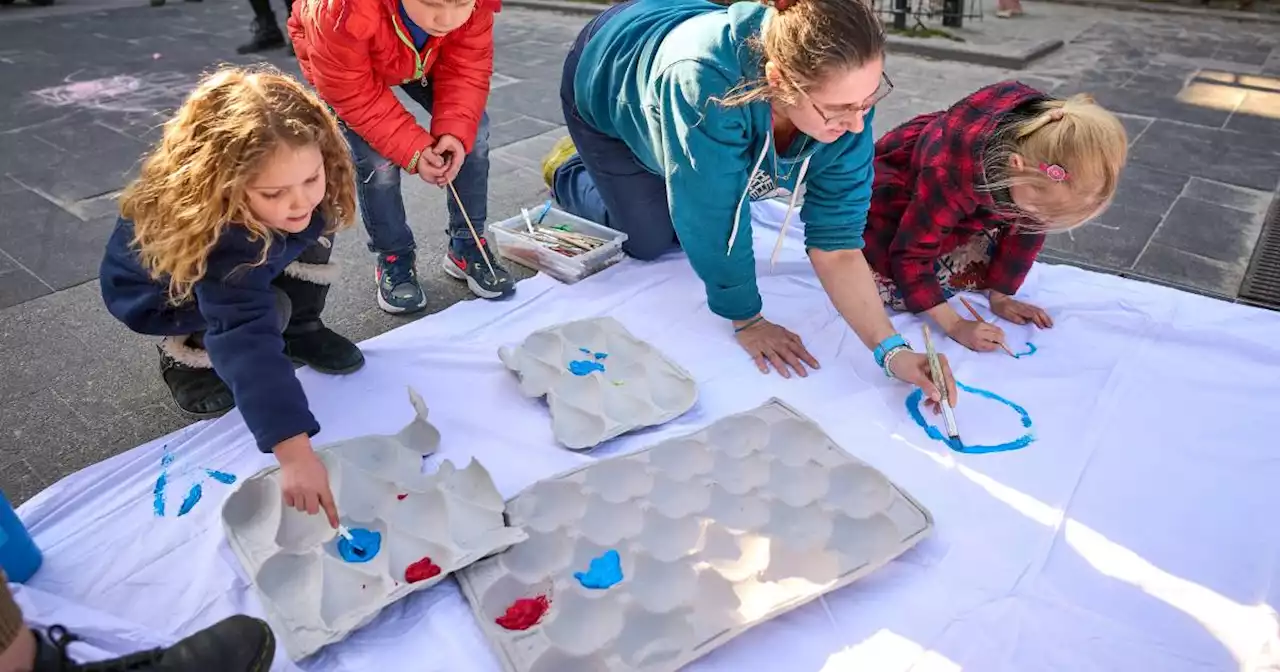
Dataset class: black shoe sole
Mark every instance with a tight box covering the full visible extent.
[171,399,234,421]
[289,356,366,376]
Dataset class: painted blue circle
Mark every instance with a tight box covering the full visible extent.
[337,528,382,563]
[906,380,1034,454]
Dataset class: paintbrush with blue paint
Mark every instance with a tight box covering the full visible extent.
[337,525,366,556]
[922,324,961,443]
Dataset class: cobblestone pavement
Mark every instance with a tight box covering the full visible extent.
[0,0,1276,502]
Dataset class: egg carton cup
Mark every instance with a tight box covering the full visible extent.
[498,317,698,450]
[221,388,529,661]
[457,398,934,672]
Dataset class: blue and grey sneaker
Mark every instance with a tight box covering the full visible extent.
[375,252,428,314]
[442,238,515,299]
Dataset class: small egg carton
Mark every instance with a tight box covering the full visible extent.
[221,388,529,661]
[498,317,698,450]
[456,398,934,672]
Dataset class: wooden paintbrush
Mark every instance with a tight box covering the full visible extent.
[922,324,961,442]
[958,296,1017,358]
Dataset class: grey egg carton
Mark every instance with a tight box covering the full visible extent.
[498,317,698,450]
[221,388,529,661]
[457,398,934,672]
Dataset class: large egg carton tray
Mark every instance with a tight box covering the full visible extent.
[221,388,529,661]
[498,317,698,450]
[457,398,933,672]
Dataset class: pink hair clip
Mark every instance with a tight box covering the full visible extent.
[1039,162,1069,182]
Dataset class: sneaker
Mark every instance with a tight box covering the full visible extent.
[375,252,428,314]
[236,18,286,55]
[158,336,234,419]
[443,238,514,299]
[34,615,275,671]
[541,136,577,190]
[285,327,366,375]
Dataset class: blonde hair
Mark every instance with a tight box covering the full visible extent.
[119,65,356,305]
[718,0,885,108]
[984,94,1128,231]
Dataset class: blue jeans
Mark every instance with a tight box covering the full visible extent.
[342,81,491,257]
[552,1,678,261]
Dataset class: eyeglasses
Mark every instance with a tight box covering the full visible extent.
[802,72,894,126]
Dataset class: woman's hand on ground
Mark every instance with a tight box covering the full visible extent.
[275,434,339,528]
[947,318,1006,352]
[888,350,958,412]
[989,293,1053,328]
[734,316,820,379]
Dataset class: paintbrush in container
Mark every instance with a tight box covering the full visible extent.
[337,525,366,556]
[958,296,1017,358]
[922,324,961,443]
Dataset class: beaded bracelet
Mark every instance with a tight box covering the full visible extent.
[733,316,765,333]
[881,344,912,379]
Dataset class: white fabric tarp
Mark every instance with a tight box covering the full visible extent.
[10,199,1280,671]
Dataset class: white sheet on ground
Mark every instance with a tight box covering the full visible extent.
[10,200,1280,671]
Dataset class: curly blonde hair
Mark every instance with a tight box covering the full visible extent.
[119,65,356,305]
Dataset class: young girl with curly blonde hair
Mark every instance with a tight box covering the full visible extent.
[863,82,1128,352]
[100,65,361,526]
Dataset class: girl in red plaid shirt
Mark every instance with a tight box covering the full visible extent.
[863,82,1128,352]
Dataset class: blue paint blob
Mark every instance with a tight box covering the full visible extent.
[568,359,607,376]
[337,528,382,563]
[906,381,1034,454]
[177,483,203,517]
[1012,342,1038,359]
[152,471,168,517]
[206,470,237,485]
[594,352,608,360]
[579,347,592,354]
[574,549,623,589]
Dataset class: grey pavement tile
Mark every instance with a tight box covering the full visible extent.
[0,190,114,290]
[1082,84,1237,128]
[0,252,52,309]
[1115,113,1154,145]
[1042,203,1163,270]
[1129,120,1280,192]
[487,79,567,126]
[1226,89,1280,138]
[1133,243,1239,296]
[1182,178,1275,214]
[13,120,147,202]
[490,114,561,149]
[0,459,50,508]
[1147,196,1264,266]
[0,387,97,479]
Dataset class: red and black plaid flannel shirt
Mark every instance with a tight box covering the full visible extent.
[863,81,1049,313]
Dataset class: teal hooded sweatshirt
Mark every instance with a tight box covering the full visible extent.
[573,0,876,321]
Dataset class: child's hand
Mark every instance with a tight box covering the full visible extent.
[429,134,466,184]
[948,319,1006,352]
[275,434,339,528]
[989,293,1053,329]
[416,149,448,186]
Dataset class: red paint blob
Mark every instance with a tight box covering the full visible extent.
[405,556,442,583]
[496,595,550,631]
[396,493,408,500]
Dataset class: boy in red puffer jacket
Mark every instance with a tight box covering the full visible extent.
[289,0,515,314]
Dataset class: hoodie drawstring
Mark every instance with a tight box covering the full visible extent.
[769,154,809,268]
[724,130,813,270]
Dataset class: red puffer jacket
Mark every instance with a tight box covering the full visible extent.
[288,0,499,172]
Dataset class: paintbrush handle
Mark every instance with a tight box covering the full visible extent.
[958,296,985,323]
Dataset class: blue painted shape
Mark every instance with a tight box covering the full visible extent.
[1012,342,1038,359]
[177,483,203,517]
[594,352,608,360]
[574,549,623,589]
[579,347,592,355]
[568,359,606,376]
[906,380,1034,454]
[337,528,382,563]
[206,470,237,485]
[152,471,168,517]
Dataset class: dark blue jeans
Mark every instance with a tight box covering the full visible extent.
[553,1,678,261]
[343,81,491,257]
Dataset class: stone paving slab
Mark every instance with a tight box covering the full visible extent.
[2,0,1280,503]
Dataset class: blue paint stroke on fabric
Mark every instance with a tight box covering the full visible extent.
[337,528,382,563]
[906,381,1034,454]
[579,347,592,354]
[568,359,606,376]
[153,471,168,517]
[1012,342,1037,359]
[206,470,237,485]
[177,483,203,517]
[594,352,608,360]
[574,549,623,589]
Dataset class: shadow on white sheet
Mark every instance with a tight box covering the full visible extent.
[9,200,1280,671]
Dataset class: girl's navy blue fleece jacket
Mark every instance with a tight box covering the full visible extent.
[99,214,327,453]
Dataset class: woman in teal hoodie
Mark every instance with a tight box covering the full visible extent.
[543,0,955,403]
